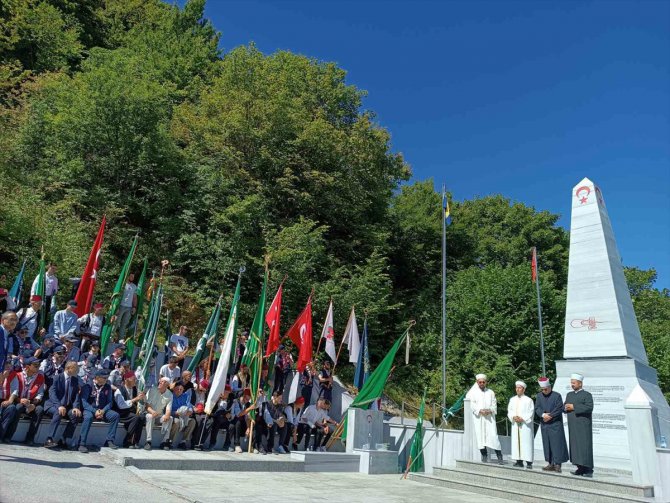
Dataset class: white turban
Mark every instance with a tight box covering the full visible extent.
[475,373,487,381]
[570,373,584,382]
[515,380,527,389]
[538,377,551,388]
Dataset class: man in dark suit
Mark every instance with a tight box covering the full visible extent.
[43,360,82,449]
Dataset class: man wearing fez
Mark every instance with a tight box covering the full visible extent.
[535,377,569,472]
[564,373,594,477]
[507,380,534,469]
[469,373,503,464]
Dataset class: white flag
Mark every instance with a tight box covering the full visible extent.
[344,306,360,363]
[321,301,336,364]
[204,305,237,414]
[287,370,300,404]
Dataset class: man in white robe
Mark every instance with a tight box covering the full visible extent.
[470,373,503,464]
[507,380,534,468]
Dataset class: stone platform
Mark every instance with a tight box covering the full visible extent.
[410,459,656,503]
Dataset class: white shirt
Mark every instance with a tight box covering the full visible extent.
[159,364,181,383]
[16,307,40,339]
[31,273,58,296]
[299,405,329,428]
[120,283,137,308]
[78,313,104,337]
[168,334,189,357]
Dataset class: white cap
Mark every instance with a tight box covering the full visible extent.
[475,373,487,381]
[570,373,584,382]
[515,380,527,389]
[538,377,551,388]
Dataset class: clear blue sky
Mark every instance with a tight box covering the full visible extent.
[195,0,670,288]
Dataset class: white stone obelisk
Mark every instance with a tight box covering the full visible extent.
[536,177,670,472]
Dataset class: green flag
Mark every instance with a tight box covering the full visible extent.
[100,235,138,354]
[408,389,426,473]
[243,270,268,419]
[187,299,222,372]
[342,326,410,437]
[226,273,243,372]
[138,286,163,391]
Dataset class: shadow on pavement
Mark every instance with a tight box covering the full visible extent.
[0,454,104,469]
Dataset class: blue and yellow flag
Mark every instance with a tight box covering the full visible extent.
[443,192,452,225]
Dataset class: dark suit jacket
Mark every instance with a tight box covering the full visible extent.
[45,373,81,410]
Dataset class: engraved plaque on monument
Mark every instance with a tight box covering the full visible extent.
[535,177,669,472]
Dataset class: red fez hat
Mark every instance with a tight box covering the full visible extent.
[194,403,205,414]
[93,302,104,309]
[123,370,136,380]
[294,397,305,405]
[30,295,42,302]
[224,384,232,392]
[199,379,210,389]
[243,387,252,397]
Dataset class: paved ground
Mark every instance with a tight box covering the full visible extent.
[0,442,516,503]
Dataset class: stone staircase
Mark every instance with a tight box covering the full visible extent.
[409,460,655,503]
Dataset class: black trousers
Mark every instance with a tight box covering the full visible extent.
[233,417,247,446]
[119,410,144,446]
[313,424,333,449]
[254,417,287,451]
[210,410,234,448]
[6,403,44,442]
[295,423,312,450]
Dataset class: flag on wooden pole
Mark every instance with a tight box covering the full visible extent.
[344,307,360,363]
[286,296,313,372]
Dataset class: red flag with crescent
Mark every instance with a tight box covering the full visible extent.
[264,283,283,357]
[74,216,106,316]
[285,296,313,372]
[531,246,538,283]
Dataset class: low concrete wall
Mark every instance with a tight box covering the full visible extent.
[656,448,670,502]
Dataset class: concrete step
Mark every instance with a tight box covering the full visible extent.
[452,460,654,498]
[103,448,304,472]
[290,451,361,472]
[419,464,653,503]
[409,472,572,503]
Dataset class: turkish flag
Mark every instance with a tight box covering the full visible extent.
[74,216,106,316]
[285,297,313,372]
[264,283,283,357]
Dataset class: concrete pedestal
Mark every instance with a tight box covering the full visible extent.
[355,449,399,474]
[345,408,384,454]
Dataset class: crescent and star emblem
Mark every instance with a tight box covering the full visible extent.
[575,186,590,204]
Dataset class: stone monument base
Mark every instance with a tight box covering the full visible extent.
[534,358,670,473]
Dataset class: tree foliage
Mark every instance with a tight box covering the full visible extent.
[0,0,666,410]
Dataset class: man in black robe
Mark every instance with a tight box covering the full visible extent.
[564,373,594,477]
[535,377,569,472]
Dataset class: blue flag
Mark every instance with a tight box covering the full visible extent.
[443,192,452,226]
[8,259,26,306]
[354,318,370,390]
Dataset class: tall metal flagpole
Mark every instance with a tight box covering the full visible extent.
[441,184,447,411]
[532,247,547,376]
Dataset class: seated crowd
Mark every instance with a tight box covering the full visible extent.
[0,293,338,455]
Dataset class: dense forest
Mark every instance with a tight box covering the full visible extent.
[1,0,667,408]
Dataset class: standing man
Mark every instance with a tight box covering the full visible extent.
[52,300,79,340]
[507,380,534,469]
[78,302,105,353]
[168,325,189,363]
[31,262,58,314]
[14,295,45,341]
[116,273,137,341]
[564,373,594,477]
[0,312,19,369]
[469,373,503,464]
[535,377,569,472]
